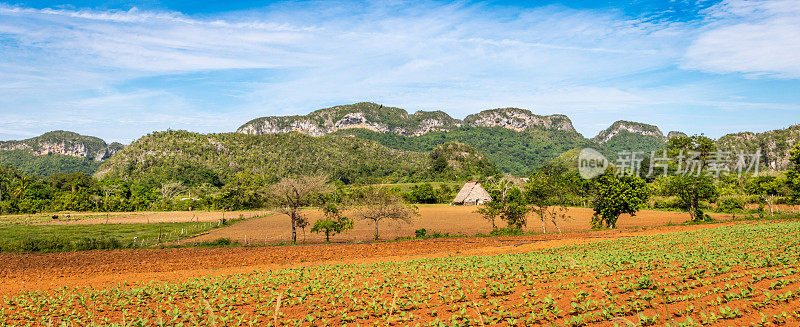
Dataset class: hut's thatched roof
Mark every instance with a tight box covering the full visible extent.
[452,181,492,205]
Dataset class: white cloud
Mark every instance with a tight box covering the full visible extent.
[0,1,797,142]
[683,0,800,78]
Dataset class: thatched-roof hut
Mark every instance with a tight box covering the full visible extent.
[451,181,492,205]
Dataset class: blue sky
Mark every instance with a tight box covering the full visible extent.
[1,0,799,143]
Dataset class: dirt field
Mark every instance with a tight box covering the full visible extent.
[1,219,798,327]
[181,205,735,244]
[0,220,747,295]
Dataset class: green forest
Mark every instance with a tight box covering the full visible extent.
[0,150,101,176]
[334,127,595,175]
[0,130,499,214]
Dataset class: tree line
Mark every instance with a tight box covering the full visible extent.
[474,137,800,234]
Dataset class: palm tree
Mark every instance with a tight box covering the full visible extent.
[11,174,32,200]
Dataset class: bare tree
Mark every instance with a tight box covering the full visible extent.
[352,186,418,240]
[100,183,122,211]
[270,175,329,243]
[160,181,186,199]
[524,165,576,233]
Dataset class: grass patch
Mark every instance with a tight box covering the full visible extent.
[0,213,128,226]
[0,219,239,253]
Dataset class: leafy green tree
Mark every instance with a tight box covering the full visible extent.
[98,179,129,211]
[592,172,650,229]
[311,204,354,242]
[477,186,529,231]
[660,135,720,221]
[663,175,717,221]
[47,173,97,192]
[435,184,455,203]
[666,135,717,161]
[407,183,438,204]
[475,201,502,230]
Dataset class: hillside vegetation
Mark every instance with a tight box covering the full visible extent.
[601,130,666,155]
[333,127,596,175]
[98,130,496,185]
[717,124,800,170]
[2,104,799,179]
[0,150,102,176]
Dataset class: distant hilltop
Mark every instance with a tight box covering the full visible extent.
[0,130,122,161]
[1,103,799,177]
[236,102,576,136]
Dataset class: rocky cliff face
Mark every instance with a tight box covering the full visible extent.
[593,121,664,144]
[667,131,687,139]
[716,125,800,171]
[463,108,576,132]
[237,102,575,136]
[0,131,120,161]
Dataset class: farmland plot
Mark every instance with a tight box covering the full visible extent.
[1,221,798,326]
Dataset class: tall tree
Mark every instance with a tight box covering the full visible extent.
[662,135,720,221]
[352,186,417,240]
[270,175,329,243]
[663,175,717,221]
[592,172,650,229]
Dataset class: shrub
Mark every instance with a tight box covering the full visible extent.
[489,226,524,236]
[197,238,238,247]
[716,196,746,212]
[414,228,450,239]
[651,197,683,210]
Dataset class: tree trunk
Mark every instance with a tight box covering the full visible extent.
[551,219,562,233]
[374,220,380,240]
[325,231,330,243]
[291,212,297,243]
[767,197,774,217]
[690,194,700,221]
[539,209,547,233]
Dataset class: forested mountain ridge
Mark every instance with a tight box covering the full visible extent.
[0,131,122,176]
[333,127,594,175]
[237,102,575,136]
[3,104,799,179]
[96,130,497,185]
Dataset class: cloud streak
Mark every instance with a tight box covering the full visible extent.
[683,0,800,78]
